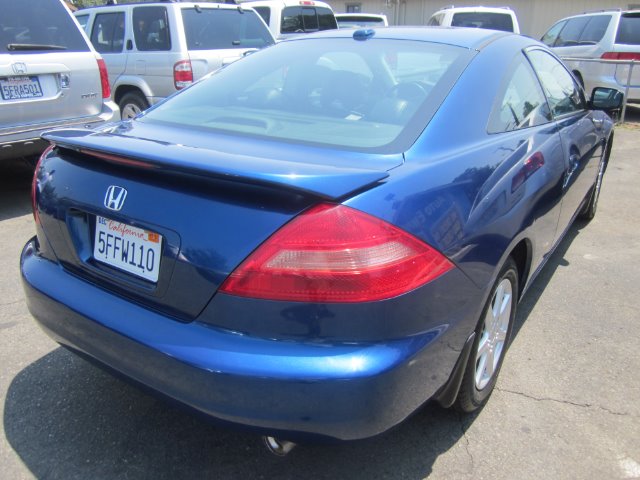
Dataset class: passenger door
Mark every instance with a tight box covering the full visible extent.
[527,49,604,239]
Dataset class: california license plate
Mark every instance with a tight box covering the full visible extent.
[93,216,162,282]
[0,76,43,100]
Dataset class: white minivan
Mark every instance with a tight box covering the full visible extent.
[76,2,275,118]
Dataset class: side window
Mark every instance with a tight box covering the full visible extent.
[75,14,89,31]
[253,7,271,26]
[540,20,566,47]
[133,6,171,52]
[488,55,551,133]
[90,12,125,54]
[527,50,586,117]
[427,14,444,26]
[554,17,589,47]
[579,15,611,43]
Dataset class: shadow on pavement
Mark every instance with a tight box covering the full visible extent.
[4,346,473,479]
[0,159,34,221]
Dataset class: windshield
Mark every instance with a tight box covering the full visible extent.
[181,8,274,50]
[140,38,471,153]
[0,0,90,53]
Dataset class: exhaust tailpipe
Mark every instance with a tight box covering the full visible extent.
[263,436,296,456]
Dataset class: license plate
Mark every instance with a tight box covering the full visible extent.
[0,76,43,100]
[93,216,162,283]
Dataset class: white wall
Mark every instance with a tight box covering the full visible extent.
[329,1,637,37]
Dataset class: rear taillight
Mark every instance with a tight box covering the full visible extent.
[174,60,194,90]
[97,58,111,99]
[32,145,54,225]
[601,52,640,60]
[220,203,454,303]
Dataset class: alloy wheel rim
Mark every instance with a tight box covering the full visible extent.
[475,278,513,391]
[122,103,142,119]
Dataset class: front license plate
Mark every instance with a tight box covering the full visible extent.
[93,216,162,283]
[0,76,43,100]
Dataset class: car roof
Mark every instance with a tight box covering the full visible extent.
[288,26,513,50]
[335,13,387,19]
[435,6,515,14]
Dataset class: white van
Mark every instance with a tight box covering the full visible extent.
[242,0,338,40]
[427,6,520,34]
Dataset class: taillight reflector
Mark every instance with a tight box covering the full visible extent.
[174,60,194,90]
[601,52,640,60]
[220,204,454,303]
[97,58,111,99]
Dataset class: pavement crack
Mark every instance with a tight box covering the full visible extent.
[456,411,475,473]
[497,387,632,417]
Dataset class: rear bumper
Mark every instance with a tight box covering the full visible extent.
[0,101,119,160]
[21,237,459,441]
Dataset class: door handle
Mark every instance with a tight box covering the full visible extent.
[591,117,604,129]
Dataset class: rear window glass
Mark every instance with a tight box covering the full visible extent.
[0,0,90,54]
[182,8,275,49]
[451,12,514,32]
[281,6,337,33]
[140,38,471,153]
[616,14,640,45]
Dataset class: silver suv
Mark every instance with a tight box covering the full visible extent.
[0,0,119,162]
[76,2,275,119]
[541,10,640,102]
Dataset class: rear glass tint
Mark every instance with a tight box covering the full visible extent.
[281,6,337,33]
[182,8,274,49]
[616,14,640,45]
[140,38,471,154]
[0,0,90,54]
[451,12,514,32]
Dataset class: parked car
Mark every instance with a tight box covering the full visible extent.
[541,10,640,103]
[427,6,520,33]
[335,13,388,28]
[242,0,337,40]
[0,0,119,163]
[75,2,275,119]
[23,27,620,451]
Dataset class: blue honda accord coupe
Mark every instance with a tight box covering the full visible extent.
[22,27,621,450]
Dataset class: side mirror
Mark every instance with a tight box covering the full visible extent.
[590,87,624,111]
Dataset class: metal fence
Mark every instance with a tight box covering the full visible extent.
[561,57,637,124]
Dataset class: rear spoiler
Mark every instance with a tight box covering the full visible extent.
[42,129,391,201]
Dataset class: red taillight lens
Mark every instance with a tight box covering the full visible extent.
[97,58,111,99]
[601,52,640,60]
[174,60,193,90]
[32,145,53,225]
[220,204,454,303]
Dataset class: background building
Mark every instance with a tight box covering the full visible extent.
[327,1,640,37]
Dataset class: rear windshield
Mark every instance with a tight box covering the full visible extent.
[281,6,338,34]
[140,38,471,153]
[616,13,640,45]
[451,12,514,32]
[181,8,274,50]
[0,0,90,54]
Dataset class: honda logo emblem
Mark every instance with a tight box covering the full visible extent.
[11,62,27,75]
[104,186,127,211]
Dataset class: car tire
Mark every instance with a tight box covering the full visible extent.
[580,136,612,221]
[119,92,149,120]
[455,257,518,413]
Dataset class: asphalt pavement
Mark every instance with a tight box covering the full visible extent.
[1,109,639,479]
